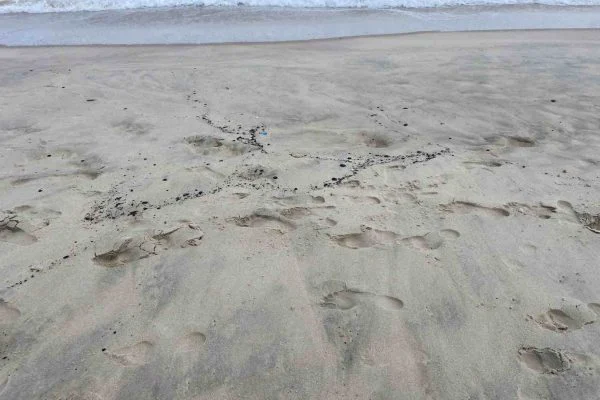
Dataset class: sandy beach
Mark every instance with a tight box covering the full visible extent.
[1,30,600,399]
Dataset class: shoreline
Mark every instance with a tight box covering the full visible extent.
[0,27,598,49]
[1,4,600,46]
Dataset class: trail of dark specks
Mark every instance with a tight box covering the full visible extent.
[84,186,216,223]
[306,147,452,189]
[84,147,450,223]
[199,114,267,154]
[187,90,268,153]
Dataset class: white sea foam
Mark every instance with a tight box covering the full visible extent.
[1,0,599,13]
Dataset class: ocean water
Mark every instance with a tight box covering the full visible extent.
[1,0,600,13]
[0,0,599,45]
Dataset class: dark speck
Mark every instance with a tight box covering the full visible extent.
[340,164,346,167]
[550,99,556,102]
[272,176,278,180]
[86,99,96,102]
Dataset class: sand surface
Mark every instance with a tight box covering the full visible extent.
[1,30,600,399]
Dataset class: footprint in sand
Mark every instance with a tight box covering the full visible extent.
[463,160,505,168]
[320,281,404,311]
[112,117,152,136]
[360,132,393,148]
[235,164,278,181]
[93,224,204,267]
[557,201,600,233]
[536,310,592,332]
[315,217,338,230]
[228,210,296,233]
[186,135,252,156]
[485,135,536,151]
[329,226,398,249]
[107,341,154,366]
[278,207,313,220]
[321,289,404,311]
[333,195,381,205]
[441,201,510,217]
[0,300,21,325]
[518,347,571,374]
[0,212,37,246]
[272,194,325,207]
[534,302,597,333]
[401,229,460,250]
[175,332,207,353]
[506,203,557,220]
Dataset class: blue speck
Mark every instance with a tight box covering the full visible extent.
[260,131,268,136]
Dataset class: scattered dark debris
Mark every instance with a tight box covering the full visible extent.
[317,147,451,188]
[84,186,208,223]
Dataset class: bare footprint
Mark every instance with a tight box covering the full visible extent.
[279,207,313,220]
[229,210,296,232]
[175,332,207,353]
[487,135,536,149]
[535,309,593,332]
[93,225,204,267]
[0,212,37,246]
[463,160,505,168]
[0,300,20,324]
[557,200,599,232]
[361,132,392,148]
[236,164,277,181]
[442,201,509,217]
[320,283,403,311]
[186,135,251,156]
[93,237,151,267]
[329,226,398,249]
[371,295,405,311]
[518,347,571,374]
[401,229,460,250]
[107,341,154,366]
[273,194,325,206]
[504,136,536,148]
[334,195,381,205]
[507,203,556,220]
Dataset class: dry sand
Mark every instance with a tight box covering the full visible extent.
[0,30,599,399]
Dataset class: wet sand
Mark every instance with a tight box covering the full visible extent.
[1,30,600,399]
